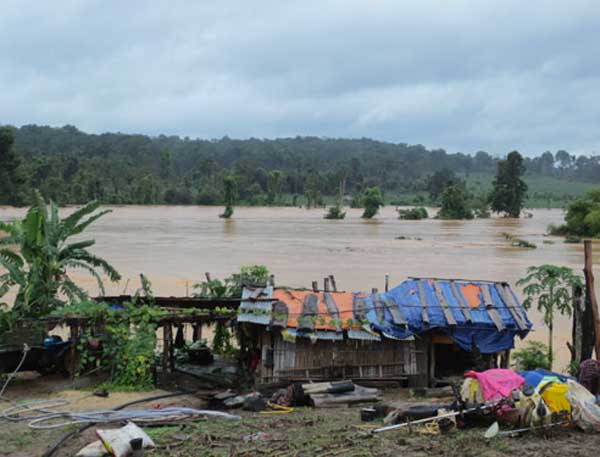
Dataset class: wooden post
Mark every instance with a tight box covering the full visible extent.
[324,277,330,292]
[372,287,378,294]
[571,284,584,364]
[584,240,600,358]
[329,275,338,292]
[385,274,389,292]
[69,324,80,380]
[162,325,172,374]
[205,272,212,282]
[192,323,202,342]
[269,274,275,287]
[312,281,319,292]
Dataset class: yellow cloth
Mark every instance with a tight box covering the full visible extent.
[540,382,571,413]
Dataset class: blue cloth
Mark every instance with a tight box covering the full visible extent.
[365,279,532,354]
[518,369,573,387]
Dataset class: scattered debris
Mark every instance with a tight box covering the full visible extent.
[243,432,272,442]
[310,384,381,408]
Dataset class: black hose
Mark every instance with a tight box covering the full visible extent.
[42,390,195,457]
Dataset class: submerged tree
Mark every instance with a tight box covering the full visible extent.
[0,192,121,318]
[517,264,582,369]
[325,181,346,220]
[219,175,237,219]
[361,187,384,219]
[490,151,528,217]
[437,184,473,220]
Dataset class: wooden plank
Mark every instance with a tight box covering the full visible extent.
[432,281,457,326]
[481,285,505,331]
[450,281,472,323]
[375,294,407,326]
[495,284,527,331]
[329,275,338,292]
[371,293,387,324]
[250,287,263,300]
[299,294,319,331]
[323,292,342,332]
[353,296,368,323]
[271,300,289,328]
[417,280,430,325]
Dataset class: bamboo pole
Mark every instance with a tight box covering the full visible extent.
[583,240,600,358]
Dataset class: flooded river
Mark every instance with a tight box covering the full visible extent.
[1,205,596,370]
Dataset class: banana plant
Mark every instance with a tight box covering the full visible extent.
[0,191,121,319]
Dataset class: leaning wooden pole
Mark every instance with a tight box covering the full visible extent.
[583,240,600,359]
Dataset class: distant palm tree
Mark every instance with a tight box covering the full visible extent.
[0,192,121,318]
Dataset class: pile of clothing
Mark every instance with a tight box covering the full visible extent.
[460,368,600,432]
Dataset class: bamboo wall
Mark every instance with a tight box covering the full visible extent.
[257,331,428,386]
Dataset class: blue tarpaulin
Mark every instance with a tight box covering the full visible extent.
[365,279,531,353]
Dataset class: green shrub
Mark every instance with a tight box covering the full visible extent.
[512,341,550,370]
[324,205,346,219]
[398,207,428,220]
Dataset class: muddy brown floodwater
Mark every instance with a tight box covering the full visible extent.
[1,205,598,371]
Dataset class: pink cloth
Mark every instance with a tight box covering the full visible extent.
[465,369,525,401]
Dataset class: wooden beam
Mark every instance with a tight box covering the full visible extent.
[450,281,472,323]
[584,240,600,358]
[495,284,527,331]
[324,277,330,292]
[385,274,389,292]
[432,281,457,326]
[481,285,505,331]
[312,281,319,293]
[417,280,430,325]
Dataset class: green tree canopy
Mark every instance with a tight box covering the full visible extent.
[361,187,384,219]
[437,184,473,220]
[490,151,528,217]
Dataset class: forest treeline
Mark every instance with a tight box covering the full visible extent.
[1,124,598,206]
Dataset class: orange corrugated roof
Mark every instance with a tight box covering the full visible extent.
[271,289,362,330]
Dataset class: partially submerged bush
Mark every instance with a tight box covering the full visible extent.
[512,341,550,371]
[324,205,346,219]
[564,234,582,244]
[398,207,428,220]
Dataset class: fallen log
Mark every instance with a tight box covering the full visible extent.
[310,385,381,408]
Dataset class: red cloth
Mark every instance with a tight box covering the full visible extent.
[465,369,525,401]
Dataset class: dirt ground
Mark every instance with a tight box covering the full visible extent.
[2,374,600,457]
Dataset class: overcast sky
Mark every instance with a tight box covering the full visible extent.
[1,1,599,156]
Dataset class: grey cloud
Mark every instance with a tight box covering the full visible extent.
[1,0,600,155]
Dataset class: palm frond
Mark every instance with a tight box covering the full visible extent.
[65,260,106,296]
[70,250,121,282]
[70,209,112,237]
[59,240,96,259]
[60,201,101,235]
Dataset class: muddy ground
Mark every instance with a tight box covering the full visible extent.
[1,374,600,456]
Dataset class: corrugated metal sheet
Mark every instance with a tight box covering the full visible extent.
[240,279,531,354]
[238,286,273,325]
